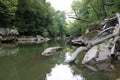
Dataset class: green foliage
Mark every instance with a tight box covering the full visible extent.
[15,0,67,37]
[0,0,18,28]
[0,0,73,39]
[42,30,49,37]
[48,11,66,38]
[2,0,120,38]
[0,0,67,38]
[67,21,87,37]
[48,22,60,37]
[68,0,120,36]
[15,0,52,36]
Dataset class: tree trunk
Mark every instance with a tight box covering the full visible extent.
[102,0,108,17]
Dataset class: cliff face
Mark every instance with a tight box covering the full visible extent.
[0,28,19,42]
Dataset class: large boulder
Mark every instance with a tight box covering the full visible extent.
[41,47,63,56]
[82,46,98,64]
[0,28,19,35]
[0,28,19,42]
[82,44,111,64]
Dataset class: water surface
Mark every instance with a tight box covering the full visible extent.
[0,40,120,80]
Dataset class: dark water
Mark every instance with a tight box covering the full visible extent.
[0,40,120,80]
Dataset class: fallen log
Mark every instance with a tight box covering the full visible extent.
[65,47,87,64]
[65,13,120,64]
[65,27,120,64]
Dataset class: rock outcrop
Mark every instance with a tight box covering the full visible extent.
[82,44,111,64]
[0,28,19,42]
[65,13,120,65]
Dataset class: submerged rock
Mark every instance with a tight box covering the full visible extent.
[84,62,115,71]
[41,47,62,56]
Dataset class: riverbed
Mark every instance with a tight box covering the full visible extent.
[0,40,120,80]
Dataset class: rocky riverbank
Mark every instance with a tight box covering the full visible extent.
[0,28,19,42]
[17,35,50,43]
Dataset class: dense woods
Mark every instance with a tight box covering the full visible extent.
[0,0,120,38]
[0,0,66,38]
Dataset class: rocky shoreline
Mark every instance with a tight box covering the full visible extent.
[17,35,50,43]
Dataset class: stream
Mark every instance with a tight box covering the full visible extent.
[0,40,120,80]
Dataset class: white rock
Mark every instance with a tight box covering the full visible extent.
[82,46,98,64]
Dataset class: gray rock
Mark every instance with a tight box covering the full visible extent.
[0,28,19,35]
[41,47,62,56]
[95,44,111,62]
[82,46,98,64]
[0,28,19,42]
[82,44,111,64]
[36,35,45,41]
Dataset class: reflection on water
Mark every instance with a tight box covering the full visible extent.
[0,44,18,56]
[46,64,84,80]
[65,52,72,61]
[0,40,120,80]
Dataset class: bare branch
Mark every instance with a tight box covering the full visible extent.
[70,6,91,23]
[105,16,117,21]
[93,26,120,45]
[95,27,115,37]
[69,16,91,23]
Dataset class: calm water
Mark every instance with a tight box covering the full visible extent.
[0,40,120,80]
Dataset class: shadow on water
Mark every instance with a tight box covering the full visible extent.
[0,40,120,80]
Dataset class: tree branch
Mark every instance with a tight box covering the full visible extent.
[65,26,120,64]
[70,6,91,23]
[69,16,91,23]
